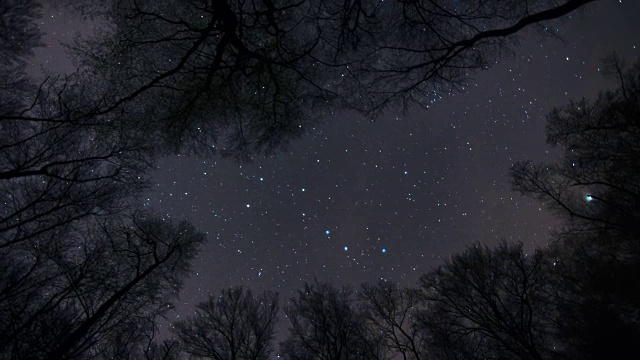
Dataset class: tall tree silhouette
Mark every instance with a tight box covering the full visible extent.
[0,4,204,359]
[359,281,427,360]
[280,280,386,360]
[174,287,279,360]
[0,0,154,253]
[0,213,204,359]
[418,242,556,360]
[511,57,640,359]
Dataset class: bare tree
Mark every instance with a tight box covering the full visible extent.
[511,57,640,360]
[0,110,153,251]
[0,213,204,360]
[0,3,207,360]
[511,58,640,240]
[174,286,279,360]
[95,315,183,360]
[418,242,556,360]
[280,280,386,360]
[358,281,426,360]
[0,5,199,358]
[0,0,155,253]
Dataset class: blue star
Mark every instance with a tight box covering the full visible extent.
[381,247,387,253]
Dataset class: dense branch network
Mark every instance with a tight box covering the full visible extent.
[1,1,623,359]
[63,0,599,159]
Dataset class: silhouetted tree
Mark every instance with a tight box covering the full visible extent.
[0,213,204,359]
[511,57,640,240]
[174,286,279,360]
[0,4,203,359]
[0,0,42,116]
[511,57,640,359]
[280,280,386,360]
[538,236,640,360]
[93,315,182,360]
[418,242,556,360]
[359,280,427,360]
[0,0,154,253]
[0,1,611,358]
[64,0,596,160]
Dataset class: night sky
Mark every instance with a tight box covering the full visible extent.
[34,0,640,323]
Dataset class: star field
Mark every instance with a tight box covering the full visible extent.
[32,0,640,321]
[145,2,640,305]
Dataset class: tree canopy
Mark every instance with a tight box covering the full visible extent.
[3,0,631,359]
[60,0,598,159]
